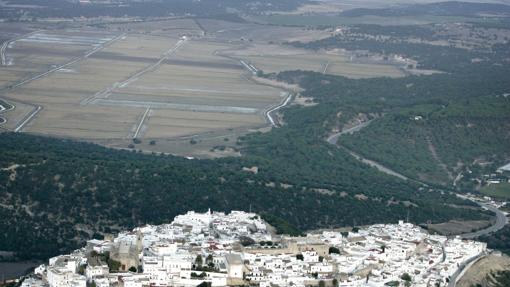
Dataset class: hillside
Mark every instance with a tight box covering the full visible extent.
[0,0,308,20]
[2,4,510,262]
[0,133,483,259]
[283,19,510,188]
[341,97,510,185]
[340,1,510,17]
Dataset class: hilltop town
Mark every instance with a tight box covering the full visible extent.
[21,210,486,287]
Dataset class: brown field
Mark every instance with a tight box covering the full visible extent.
[240,52,404,78]
[143,109,263,138]
[0,19,407,157]
[100,39,283,139]
[222,42,404,78]
[103,18,203,37]
[427,220,493,236]
[27,105,141,139]
[0,27,284,156]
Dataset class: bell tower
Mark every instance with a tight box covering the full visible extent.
[136,229,143,253]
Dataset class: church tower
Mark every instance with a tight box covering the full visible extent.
[136,229,143,253]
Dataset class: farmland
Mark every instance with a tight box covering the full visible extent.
[0,18,409,157]
[481,182,510,199]
[240,53,404,78]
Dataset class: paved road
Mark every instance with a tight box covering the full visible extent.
[265,93,292,127]
[448,253,487,287]
[456,197,508,239]
[327,119,508,287]
[326,120,507,236]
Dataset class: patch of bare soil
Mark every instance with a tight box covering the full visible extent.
[428,220,492,236]
[457,254,510,287]
[293,95,316,107]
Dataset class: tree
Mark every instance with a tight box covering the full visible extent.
[319,280,326,287]
[239,236,255,246]
[128,266,137,273]
[401,273,412,287]
[107,258,121,272]
[78,264,86,275]
[332,278,339,287]
[329,246,340,254]
[195,255,203,267]
[296,254,304,261]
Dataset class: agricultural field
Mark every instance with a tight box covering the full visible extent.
[480,182,510,199]
[225,44,404,78]
[249,14,485,27]
[0,22,287,156]
[0,18,409,157]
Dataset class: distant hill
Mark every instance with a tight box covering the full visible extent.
[340,1,510,17]
[0,0,308,20]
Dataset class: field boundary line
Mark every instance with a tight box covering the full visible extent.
[82,37,188,106]
[1,30,42,66]
[2,32,126,93]
[322,61,330,74]
[133,107,150,139]
[14,105,41,132]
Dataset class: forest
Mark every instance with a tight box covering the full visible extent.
[478,226,510,256]
[2,9,510,260]
[280,21,510,188]
[341,97,510,185]
[0,128,485,260]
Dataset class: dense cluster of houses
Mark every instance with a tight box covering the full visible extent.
[22,210,486,287]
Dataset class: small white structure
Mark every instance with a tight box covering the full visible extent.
[225,254,244,279]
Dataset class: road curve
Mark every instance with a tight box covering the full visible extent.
[456,196,508,239]
[265,93,292,127]
[448,252,487,287]
[327,121,508,237]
